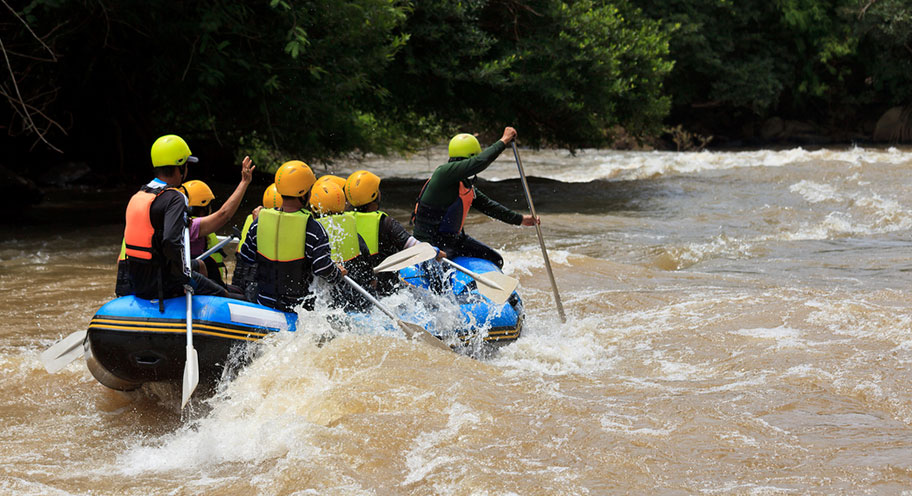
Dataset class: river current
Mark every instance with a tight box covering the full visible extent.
[2,146,912,494]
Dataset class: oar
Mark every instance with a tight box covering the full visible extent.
[440,258,517,305]
[194,230,239,262]
[341,275,452,352]
[511,142,566,322]
[40,330,87,373]
[372,242,438,273]
[180,226,199,409]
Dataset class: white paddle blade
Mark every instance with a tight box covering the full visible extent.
[398,321,452,352]
[40,330,87,374]
[181,346,199,409]
[373,243,438,273]
[474,271,518,305]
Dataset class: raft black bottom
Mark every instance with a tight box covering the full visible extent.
[86,329,250,392]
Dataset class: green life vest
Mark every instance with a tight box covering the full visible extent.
[256,208,310,261]
[237,213,254,252]
[255,208,312,304]
[352,211,385,255]
[317,213,361,262]
[205,232,227,281]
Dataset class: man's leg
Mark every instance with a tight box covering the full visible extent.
[191,271,228,297]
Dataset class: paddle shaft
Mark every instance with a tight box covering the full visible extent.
[440,258,505,291]
[511,142,566,322]
[182,228,195,348]
[194,234,237,262]
[341,275,451,352]
[342,275,396,321]
[181,227,198,409]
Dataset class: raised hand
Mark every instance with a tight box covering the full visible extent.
[241,156,255,183]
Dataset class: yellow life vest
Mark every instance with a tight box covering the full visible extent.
[317,213,361,262]
[351,211,385,255]
[255,208,312,304]
[205,232,227,280]
[256,208,310,261]
[237,213,254,253]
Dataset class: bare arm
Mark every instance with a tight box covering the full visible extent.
[197,156,255,236]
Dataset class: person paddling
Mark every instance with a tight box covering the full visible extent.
[346,170,446,295]
[310,180,375,311]
[116,134,227,304]
[235,160,347,312]
[411,127,538,268]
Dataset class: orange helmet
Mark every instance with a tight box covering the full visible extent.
[274,160,316,197]
[344,170,381,207]
[309,181,346,215]
[181,180,215,207]
[262,183,283,209]
[315,174,347,191]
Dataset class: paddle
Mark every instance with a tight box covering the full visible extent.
[440,258,518,305]
[372,242,438,273]
[40,330,87,373]
[194,228,240,262]
[341,275,452,352]
[511,142,566,323]
[180,226,199,409]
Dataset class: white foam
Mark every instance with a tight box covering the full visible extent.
[402,402,480,485]
[732,326,804,350]
[331,145,912,183]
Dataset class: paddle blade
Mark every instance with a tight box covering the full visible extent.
[474,271,519,305]
[373,243,438,273]
[40,330,87,374]
[397,320,452,352]
[181,345,199,409]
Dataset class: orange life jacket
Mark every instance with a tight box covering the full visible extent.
[411,179,475,235]
[123,186,174,260]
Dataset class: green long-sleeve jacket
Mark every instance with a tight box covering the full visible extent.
[413,141,523,241]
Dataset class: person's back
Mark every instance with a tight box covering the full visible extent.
[345,170,445,296]
[119,134,226,303]
[236,161,344,312]
[412,128,538,268]
[311,180,374,311]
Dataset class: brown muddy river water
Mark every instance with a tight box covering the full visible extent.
[2,146,912,494]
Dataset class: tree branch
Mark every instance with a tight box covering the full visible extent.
[2,0,57,62]
[0,37,63,152]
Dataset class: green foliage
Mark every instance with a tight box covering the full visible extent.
[380,0,673,148]
[7,0,912,174]
[856,0,912,104]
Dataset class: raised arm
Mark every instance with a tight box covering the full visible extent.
[196,156,255,236]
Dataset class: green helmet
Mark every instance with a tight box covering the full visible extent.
[150,135,198,167]
[448,133,482,158]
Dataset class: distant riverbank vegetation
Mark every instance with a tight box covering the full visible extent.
[2,0,911,185]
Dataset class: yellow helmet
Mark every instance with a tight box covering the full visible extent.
[344,170,381,207]
[151,134,198,167]
[181,180,215,207]
[309,181,346,215]
[315,174,347,191]
[448,133,482,158]
[262,183,283,209]
[274,160,316,197]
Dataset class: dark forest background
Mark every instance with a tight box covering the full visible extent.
[3,0,911,195]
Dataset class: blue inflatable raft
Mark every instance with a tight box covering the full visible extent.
[85,256,523,392]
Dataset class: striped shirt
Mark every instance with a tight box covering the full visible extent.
[237,210,342,308]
